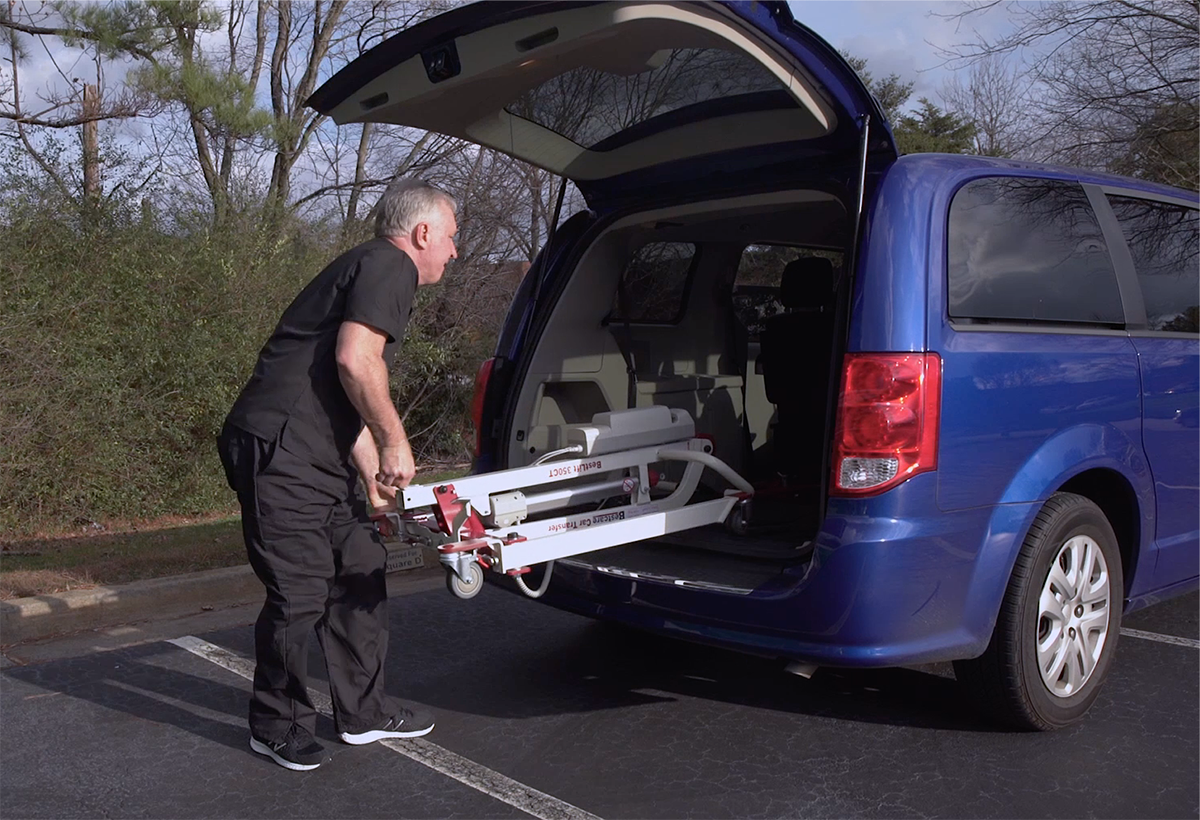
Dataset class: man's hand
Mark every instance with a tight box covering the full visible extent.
[376,441,417,489]
[367,480,399,513]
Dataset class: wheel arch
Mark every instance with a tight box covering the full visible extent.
[995,423,1155,598]
[1056,468,1141,600]
[964,436,1151,655]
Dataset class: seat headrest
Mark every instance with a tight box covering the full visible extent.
[780,257,836,310]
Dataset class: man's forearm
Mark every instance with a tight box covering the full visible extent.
[351,425,381,485]
[336,320,417,488]
[338,352,405,448]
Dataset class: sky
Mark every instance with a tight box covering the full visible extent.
[785,1,1012,108]
[8,1,1013,119]
[3,1,1018,199]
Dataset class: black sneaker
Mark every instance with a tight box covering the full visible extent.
[339,705,435,745]
[249,727,328,771]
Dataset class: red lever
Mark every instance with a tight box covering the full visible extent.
[431,484,487,540]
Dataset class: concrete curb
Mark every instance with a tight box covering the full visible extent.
[1,544,439,646]
[1,565,262,646]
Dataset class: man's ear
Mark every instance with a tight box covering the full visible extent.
[413,221,430,249]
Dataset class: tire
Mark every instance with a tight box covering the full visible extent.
[954,492,1123,730]
[446,561,484,599]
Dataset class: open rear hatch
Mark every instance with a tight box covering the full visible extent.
[307,1,896,205]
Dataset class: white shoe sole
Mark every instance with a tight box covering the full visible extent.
[250,737,323,771]
[338,723,434,745]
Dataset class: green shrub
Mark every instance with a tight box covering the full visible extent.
[1,187,491,537]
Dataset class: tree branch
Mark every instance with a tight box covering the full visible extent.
[0,106,145,127]
[0,17,159,62]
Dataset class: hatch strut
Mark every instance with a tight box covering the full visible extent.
[850,114,871,272]
[373,407,753,600]
[530,176,569,309]
[819,114,873,505]
[616,276,638,408]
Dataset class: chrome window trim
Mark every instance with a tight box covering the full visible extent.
[947,322,1132,337]
[1127,329,1200,340]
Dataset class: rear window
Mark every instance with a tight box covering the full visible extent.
[507,47,793,151]
[1106,196,1199,333]
[733,245,843,337]
[610,242,695,323]
[948,178,1124,326]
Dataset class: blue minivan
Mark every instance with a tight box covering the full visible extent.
[310,0,1199,729]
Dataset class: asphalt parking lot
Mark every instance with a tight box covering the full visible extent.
[3,581,1196,819]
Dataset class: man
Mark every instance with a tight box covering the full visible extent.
[217,179,458,771]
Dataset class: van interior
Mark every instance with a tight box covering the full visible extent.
[503,190,850,591]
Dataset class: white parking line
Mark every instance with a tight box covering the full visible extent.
[168,636,601,820]
[1120,628,1200,649]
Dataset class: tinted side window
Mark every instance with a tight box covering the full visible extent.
[610,242,695,323]
[948,178,1124,325]
[1106,196,1199,333]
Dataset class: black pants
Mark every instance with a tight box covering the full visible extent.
[218,423,391,742]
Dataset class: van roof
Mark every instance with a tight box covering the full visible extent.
[892,153,1198,201]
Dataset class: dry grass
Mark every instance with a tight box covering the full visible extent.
[0,569,101,599]
[0,516,246,599]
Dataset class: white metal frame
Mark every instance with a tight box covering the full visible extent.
[395,438,753,577]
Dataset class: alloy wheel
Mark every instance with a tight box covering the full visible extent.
[1036,534,1111,698]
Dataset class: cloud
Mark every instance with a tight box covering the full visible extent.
[788,1,1015,109]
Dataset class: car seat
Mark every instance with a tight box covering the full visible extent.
[758,257,837,486]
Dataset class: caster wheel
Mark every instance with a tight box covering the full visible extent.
[726,499,752,536]
[446,561,484,599]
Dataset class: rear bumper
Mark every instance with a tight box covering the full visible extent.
[534,475,1041,667]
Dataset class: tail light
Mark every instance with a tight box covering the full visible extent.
[830,353,941,496]
[470,358,496,457]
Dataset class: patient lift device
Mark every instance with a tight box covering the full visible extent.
[375,406,754,599]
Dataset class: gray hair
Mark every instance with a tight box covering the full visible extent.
[374,179,457,239]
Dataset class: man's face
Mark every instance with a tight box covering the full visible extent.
[416,203,458,285]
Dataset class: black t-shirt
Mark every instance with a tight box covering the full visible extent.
[226,238,418,471]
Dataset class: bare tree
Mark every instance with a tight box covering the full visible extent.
[940,55,1031,157]
[344,121,371,229]
[263,0,347,212]
[271,0,456,221]
[937,0,1199,188]
[292,123,460,235]
[143,0,272,221]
